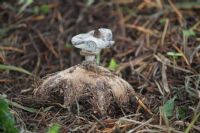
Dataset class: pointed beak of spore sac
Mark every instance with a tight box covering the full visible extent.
[71,37,77,45]
[71,34,85,46]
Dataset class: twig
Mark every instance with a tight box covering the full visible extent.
[135,96,153,115]
[161,19,169,47]
[154,54,193,73]
[162,63,170,93]
[126,24,157,36]
[91,114,106,128]
[168,0,184,26]
[119,118,183,133]
[127,118,153,133]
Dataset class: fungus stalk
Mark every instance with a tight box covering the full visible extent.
[80,50,96,62]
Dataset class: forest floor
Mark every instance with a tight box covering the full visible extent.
[0,0,200,132]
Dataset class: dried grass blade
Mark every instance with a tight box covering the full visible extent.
[0,46,24,53]
[135,96,153,115]
[162,64,170,93]
[161,19,169,47]
[126,24,157,36]
[168,0,184,26]
[154,54,192,73]
[172,44,190,66]
[36,30,59,58]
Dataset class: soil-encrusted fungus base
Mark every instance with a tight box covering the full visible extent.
[34,61,136,115]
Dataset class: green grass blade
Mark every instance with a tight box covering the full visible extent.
[8,100,38,113]
[0,64,32,75]
[185,112,200,133]
[108,58,118,71]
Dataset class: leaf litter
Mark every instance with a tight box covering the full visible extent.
[0,0,200,132]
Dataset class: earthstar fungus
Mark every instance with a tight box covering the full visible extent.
[34,28,136,115]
